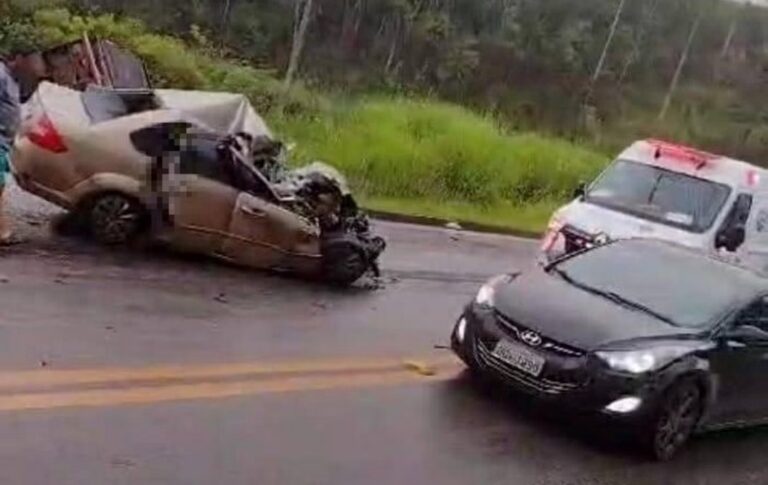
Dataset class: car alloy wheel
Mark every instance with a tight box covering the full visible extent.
[89,194,145,246]
[650,380,703,460]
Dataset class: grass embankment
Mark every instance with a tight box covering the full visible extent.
[29,8,610,233]
[277,100,608,233]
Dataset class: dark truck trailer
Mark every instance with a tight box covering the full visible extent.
[17,35,150,101]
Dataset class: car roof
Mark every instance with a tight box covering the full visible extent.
[31,82,273,139]
[619,139,766,191]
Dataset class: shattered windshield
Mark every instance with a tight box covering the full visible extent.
[585,160,731,233]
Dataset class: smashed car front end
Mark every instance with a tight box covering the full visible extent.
[452,301,683,424]
[284,162,386,283]
[220,134,387,284]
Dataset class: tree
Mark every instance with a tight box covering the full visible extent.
[658,7,705,121]
[285,0,315,89]
[220,0,234,44]
[584,0,627,103]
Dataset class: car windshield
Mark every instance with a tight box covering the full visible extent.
[552,240,756,328]
[585,159,731,233]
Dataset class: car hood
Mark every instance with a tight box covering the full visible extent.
[493,270,695,351]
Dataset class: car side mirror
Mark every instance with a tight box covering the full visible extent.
[573,182,586,200]
[715,226,746,253]
[724,325,768,343]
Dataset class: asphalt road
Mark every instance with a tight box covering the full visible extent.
[0,183,766,485]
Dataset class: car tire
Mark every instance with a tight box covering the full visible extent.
[323,248,368,286]
[87,193,147,246]
[52,211,87,238]
[641,378,704,461]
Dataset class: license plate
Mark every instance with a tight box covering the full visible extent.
[492,339,545,377]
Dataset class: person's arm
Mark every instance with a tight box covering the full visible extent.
[0,64,21,149]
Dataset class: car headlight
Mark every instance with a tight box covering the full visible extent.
[455,318,468,343]
[474,274,510,307]
[595,346,694,374]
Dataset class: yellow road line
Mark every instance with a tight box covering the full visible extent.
[0,367,460,413]
[0,356,460,390]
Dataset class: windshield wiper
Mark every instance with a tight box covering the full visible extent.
[600,290,679,327]
[550,268,679,326]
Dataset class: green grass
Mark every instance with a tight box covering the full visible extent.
[361,196,560,234]
[28,7,611,233]
[275,98,608,231]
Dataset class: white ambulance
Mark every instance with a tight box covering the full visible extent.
[541,139,768,269]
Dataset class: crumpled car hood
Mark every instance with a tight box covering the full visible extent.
[288,162,351,196]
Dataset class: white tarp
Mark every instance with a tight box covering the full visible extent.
[155,89,271,138]
[30,82,272,138]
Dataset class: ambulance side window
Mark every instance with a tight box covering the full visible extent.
[716,193,752,252]
[756,209,768,233]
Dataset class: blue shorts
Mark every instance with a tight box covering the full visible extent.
[0,145,9,186]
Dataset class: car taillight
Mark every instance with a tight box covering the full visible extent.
[26,115,67,154]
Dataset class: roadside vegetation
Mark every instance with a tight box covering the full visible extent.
[2,1,767,223]
[1,2,614,232]
[276,101,606,232]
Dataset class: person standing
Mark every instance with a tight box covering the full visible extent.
[0,53,22,244]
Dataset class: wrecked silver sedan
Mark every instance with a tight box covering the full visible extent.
[12,82,385,285]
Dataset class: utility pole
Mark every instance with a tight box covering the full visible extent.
[584,0,627,104]
[285,0,315,90]
[658,9,704,121]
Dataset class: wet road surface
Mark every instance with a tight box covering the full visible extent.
[0,183,766,484]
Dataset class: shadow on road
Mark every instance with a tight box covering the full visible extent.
[433,370,768,470]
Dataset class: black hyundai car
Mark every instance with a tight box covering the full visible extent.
[452,238,768,460]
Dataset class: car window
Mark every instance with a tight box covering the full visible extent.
[82,88,128,123]
[585,160,731,233]
[756,209,768,233]
[82,87,158,124]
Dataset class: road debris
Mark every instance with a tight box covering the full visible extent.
[110,457,137,469]
[402,360,437,376]
[445,222,462,231]
[312,301,328,310]
[214,293,229,304]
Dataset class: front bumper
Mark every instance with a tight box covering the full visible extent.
[451,304,672,422]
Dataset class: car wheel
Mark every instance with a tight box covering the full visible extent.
[324,249,368,286]
[643,379,703,461]
[87,193,146,246]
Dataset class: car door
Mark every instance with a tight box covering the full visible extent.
[740,192,768,271]
[709,296,768,425]
[219,192,320,273]
[130,122,240,256]
[161,171,241,256]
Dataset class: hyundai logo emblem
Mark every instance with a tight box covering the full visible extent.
[520,330,542,347]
